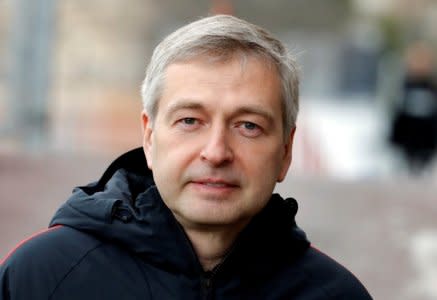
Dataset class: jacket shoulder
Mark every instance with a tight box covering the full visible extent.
[1,225,102,299]
[298,246,373,299]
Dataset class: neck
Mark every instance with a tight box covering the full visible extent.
[183,226,243,271]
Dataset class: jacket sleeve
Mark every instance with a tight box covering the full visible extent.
[0,226,75,300]
[1,249,55,300]
[0,262,11,300]
[0,228,57,300]
[303,247,373,299]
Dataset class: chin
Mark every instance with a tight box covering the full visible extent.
[181,208,251,228]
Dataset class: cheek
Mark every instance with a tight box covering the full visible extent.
[151,133,197,178]
[242,142,285,173]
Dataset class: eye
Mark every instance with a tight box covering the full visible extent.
[181,118,197,125]
[176,117,201,131]
[237,121,263,137]
[242,122,258,130]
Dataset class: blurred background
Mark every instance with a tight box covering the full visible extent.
[1,0,437,299]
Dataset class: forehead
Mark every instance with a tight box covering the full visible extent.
[157,55,282,116]
[155,56,282,122]
[173,51,278,74]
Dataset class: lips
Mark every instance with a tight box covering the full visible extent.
[203,182,229,187]
[190,178,240,189]
[186,177,240,200]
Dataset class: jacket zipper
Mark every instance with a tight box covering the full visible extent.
[200,242,237,300]
[201,271,214,300]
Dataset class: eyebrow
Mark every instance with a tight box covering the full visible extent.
[165,100,205,119]
[232,106,275,124]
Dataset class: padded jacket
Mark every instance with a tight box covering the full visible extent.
[0,148,372,299]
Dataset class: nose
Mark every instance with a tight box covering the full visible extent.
[200,126,234,166]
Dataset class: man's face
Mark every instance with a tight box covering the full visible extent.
[142,55,295,231]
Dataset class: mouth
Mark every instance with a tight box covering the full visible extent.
[186,177,241,200]
[191,179,239,188]
[188,178,241,195]
[202,182,232,187]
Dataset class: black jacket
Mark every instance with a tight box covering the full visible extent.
[1,148,372,299]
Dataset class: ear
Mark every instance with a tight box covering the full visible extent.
[277,126,296,182]
[141,111,154,170]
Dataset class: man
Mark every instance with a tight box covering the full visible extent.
[1,15,372,299]
[389,41,437,174]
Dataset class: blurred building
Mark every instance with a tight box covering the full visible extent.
[0,0,436,158]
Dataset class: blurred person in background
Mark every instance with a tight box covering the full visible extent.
[389,41,437,174]
[0,15,372,299]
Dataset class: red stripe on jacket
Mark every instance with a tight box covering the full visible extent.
[1,225,62,265]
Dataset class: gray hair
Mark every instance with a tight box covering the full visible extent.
[141,14,299,136]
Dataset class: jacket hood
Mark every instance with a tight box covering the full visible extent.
[50,147,309,275]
